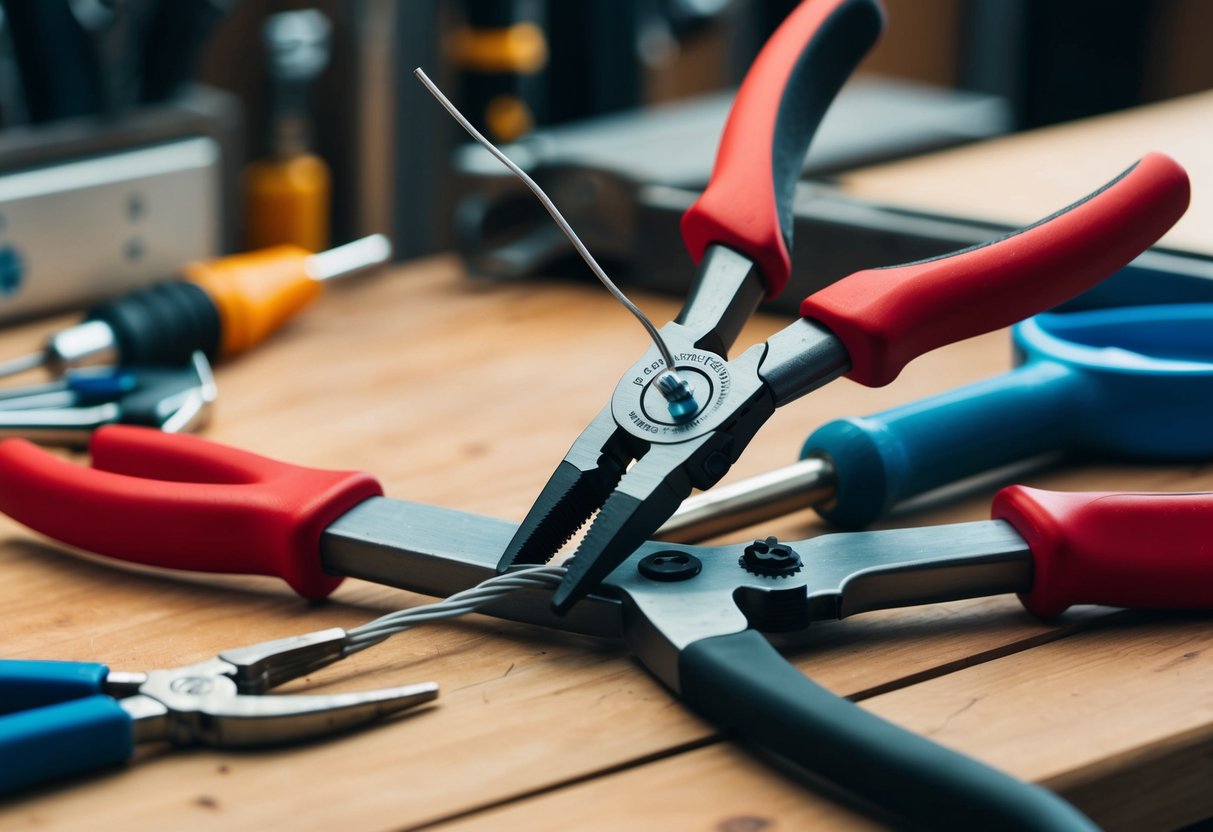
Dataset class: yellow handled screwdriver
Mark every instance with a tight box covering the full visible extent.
[0,235,391,378]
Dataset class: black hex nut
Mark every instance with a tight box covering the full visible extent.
[638,550,703,582]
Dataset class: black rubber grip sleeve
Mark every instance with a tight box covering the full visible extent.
[679,630,1099,831]
[769,0,884,248]
[86,281,222,365]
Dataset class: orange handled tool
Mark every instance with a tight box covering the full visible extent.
[243,9,334,251]
[0,235,392,379]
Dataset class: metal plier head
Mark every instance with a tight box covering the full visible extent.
[497,0,1191,612]
[1,626,436,795]
[499,246,849,610]
[112,628,436,748]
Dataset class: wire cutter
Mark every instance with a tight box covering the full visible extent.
[0,425,1209,829]
[1,626,437,796]
[493,0,1191,612]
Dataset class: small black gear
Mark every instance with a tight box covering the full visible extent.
[739,536,802,577]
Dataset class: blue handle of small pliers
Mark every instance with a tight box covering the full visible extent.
[0,659,111,714]
[807,360,1087,528]
[0,661,134,796]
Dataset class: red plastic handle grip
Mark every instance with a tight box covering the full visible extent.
[801,152,1191,387]
[992,485,1213,618]
[680,0,884,298]
[0,426,382,599]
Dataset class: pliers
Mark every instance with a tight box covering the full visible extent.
[1,626,437,796]
[496,0,1191,613]
[0,352,216,446]
[0,425,1210,829]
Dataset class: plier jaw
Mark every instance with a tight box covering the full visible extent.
[498,246,785,612]
[1,625,437,796]
[120,628,437,748]
[498,245,854,614]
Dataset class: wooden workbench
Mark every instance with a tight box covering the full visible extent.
[4,90,1213,828]
[0,251,1208,832]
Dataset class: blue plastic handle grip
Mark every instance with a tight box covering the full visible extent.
[807,360,1084,528]
[807,305,1213,529]
[0,696,134,796]
[0,661,133,796]
[0,660,109,714]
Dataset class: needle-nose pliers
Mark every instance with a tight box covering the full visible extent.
[1,627,436,796]
[495,0,1191,612]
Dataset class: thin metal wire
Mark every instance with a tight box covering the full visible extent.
[344,565,567,654]
[413,68,693,407]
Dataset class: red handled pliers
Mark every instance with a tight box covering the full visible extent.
[491,0,1192,612]
[0,425,1211,829]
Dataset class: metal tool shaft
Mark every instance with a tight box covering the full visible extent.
[304,233,393,282]
[656,456,836,542]
[0,352,48,379]
[4,321,122,381]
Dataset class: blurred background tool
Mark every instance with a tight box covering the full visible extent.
[618,172,1213,317]
[140,0,237,104]
[0,0,236,120]
[449,84,1213,314]
[0,124,236,325]
[449,0,549,143]
[0,353,215,445]
[243,8,333,252]
[2,1,1209,273]
[451,79,1011,292]
[0,234,391,379]
[657,303,1213,541]
[0,0,241,325]
[0,0,109,123]
[65,0,159,117]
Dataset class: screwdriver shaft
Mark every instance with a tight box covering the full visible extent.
[0,352,47,379]
[654,456,837,542]
[304,233,392,282]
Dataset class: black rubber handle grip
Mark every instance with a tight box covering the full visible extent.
[680,630,1098,831]
[86,281,222,365]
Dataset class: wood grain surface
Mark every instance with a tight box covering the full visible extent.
[0,253,1208,832]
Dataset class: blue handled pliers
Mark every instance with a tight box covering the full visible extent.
[0,352,217,446]
[1,628,437,796]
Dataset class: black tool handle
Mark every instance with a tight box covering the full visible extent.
[86,281,222,365]
[141,0,233,102]
[0,0,104,121]
[680,630,1098,831]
